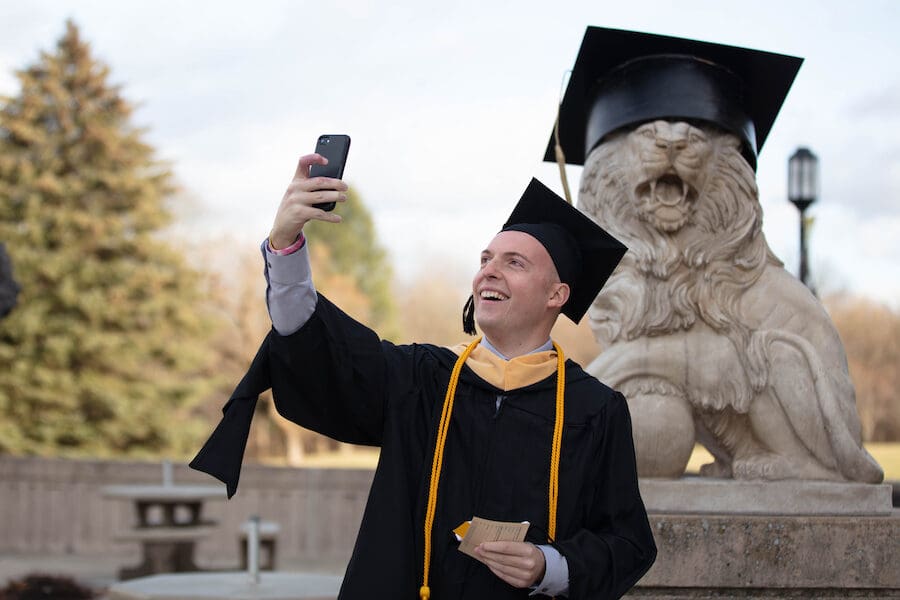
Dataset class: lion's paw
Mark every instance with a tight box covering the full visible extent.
[698,459,732,478]
[732,454,794,480]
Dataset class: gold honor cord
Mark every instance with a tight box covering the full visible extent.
[419,339,567,600]
[548,341,565,540]
[420,337,480,600]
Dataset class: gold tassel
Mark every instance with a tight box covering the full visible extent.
[554,115,572,205]
[554,70,573,205]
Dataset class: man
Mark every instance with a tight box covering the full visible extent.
[192,155,656,599]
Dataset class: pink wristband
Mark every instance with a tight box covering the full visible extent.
[268,233,306,256]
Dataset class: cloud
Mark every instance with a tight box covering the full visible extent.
[807,204,900,307]
[2,0,900,310]
[848,82,900,120]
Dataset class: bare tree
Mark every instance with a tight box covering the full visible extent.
[826,294,900,441]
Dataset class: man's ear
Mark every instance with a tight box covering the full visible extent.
[547,282,570,309]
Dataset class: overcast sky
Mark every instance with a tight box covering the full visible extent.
[2,0,898,307]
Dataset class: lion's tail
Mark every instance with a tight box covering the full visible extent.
[749,329,884,483]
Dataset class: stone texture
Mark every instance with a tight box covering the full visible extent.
[625,589,899,599]
[637,512,900,592]
[639,478,894,515]
[579,120,883,484]
[0,455,372,569]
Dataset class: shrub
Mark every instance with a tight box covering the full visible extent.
[0,574,96,600]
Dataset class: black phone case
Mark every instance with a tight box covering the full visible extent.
[309,134,351,211]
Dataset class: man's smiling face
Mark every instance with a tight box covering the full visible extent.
[472,230,566,341]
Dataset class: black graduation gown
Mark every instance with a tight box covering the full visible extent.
[191,295,656,599]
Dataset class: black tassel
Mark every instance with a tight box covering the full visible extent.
[462,295,476,335]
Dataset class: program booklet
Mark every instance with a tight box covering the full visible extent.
[456,516,530,558]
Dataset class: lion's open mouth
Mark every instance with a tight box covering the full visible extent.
[636,173,696,232]
[649,174,691,206]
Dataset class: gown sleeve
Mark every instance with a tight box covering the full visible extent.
[190,294,390,497]
[555,391,657,599]
[267,293,387,446]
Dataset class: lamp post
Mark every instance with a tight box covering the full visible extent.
[788,147,818,291]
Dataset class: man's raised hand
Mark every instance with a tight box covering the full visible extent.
[269,153,348,249]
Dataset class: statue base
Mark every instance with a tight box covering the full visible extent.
[628,479,899,599]
[639,477,893,515]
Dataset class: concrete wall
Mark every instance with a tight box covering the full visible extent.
[0,456,372,570]
[4,456,898,598]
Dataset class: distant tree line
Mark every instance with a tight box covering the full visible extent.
[826,295,900,442]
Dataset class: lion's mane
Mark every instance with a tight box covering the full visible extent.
[582,126,782,350]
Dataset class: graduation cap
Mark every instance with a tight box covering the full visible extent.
[544,26,803,170]
[463,178,627,333]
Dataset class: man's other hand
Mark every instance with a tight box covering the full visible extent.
[474,541,546,589]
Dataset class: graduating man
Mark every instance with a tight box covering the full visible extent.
[191,155,656,599]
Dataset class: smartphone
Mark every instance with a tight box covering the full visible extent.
[308,134,351,211]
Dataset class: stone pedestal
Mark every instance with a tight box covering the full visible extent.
[627,480,899,599]
[639,478,894,515]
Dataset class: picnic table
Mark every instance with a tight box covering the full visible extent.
[103,466,226,579]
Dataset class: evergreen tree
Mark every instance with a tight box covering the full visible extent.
[0,21,220,457]
[304,188,398,338]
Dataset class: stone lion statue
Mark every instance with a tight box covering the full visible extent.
[582,120,883,483]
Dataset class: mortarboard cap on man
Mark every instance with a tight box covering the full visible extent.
[463,178,627,333]
[544,26,803,171]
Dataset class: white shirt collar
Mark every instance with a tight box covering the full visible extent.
[480,336,554,361]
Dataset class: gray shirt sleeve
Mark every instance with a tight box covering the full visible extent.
[530,545,569,597]
[261,239,318,336]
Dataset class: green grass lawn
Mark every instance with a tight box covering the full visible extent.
[862,443,900,480]
[301,443,900,480]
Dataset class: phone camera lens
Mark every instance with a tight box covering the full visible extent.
[322,137,330,144]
